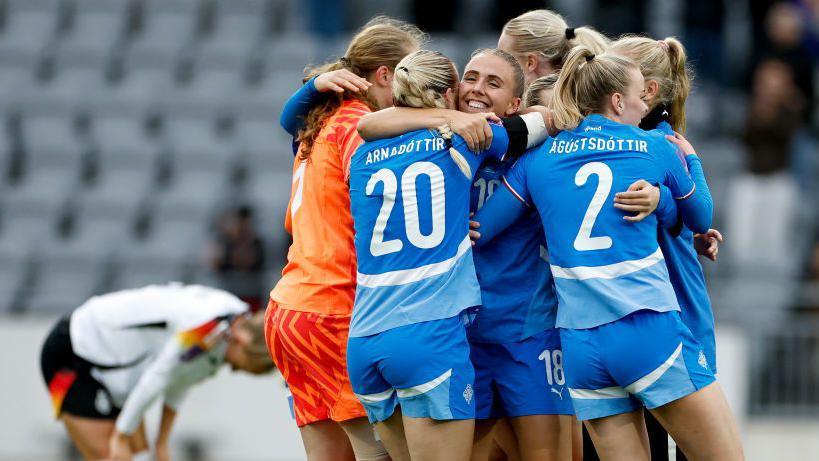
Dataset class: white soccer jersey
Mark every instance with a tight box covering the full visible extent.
[68,283,248,434]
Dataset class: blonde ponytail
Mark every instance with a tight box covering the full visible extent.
[502,10,610,68]
[573,27,611,54]
[552,47,637,130]
[664,38,691,133]
[609,35,692,133]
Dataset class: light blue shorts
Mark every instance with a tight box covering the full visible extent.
[561,309,715,421]
[347,314,476,423]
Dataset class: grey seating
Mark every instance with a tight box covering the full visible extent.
[89,64,177,114]
[0,65,37,104]
[235,115,294,171]
[194,0,267,68]
[160,65,246,114]
[109,217,205,291]
[73,197,143,246]
[246,69,301,118]
[22,236,109,314]
[16,64,109,110]
[19,111,86,171]
[153,168,228,222]
[125,0,203,68]
[54,0,130,67]
[0,237,32,312]
[164,115,235,173]
[0,193,67,249]
[243,169,291,253]
[91,113,161,170]
[259,33,321,70]
[0,0,60,65]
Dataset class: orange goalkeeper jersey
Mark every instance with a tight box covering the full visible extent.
[270,99,370,315]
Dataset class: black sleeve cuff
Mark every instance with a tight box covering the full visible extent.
[500,115,528,158]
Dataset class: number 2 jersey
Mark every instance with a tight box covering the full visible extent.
[503,114,710,330]
[348,126,509,337]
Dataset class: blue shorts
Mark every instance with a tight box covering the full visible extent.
[561,309,715,421]
[347,314,476,423]
[470,329,575,419]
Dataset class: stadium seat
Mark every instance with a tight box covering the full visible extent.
[159,65,247,114]
[90,113,162,170]
[163,115,236,171]
[16,64,109,110]
[152,168,228,222]
[53,0,130,68]
[235,115,294,171]
[125,0,203,68]
[0,237,32,312]
[109,217,204,291]
[22,237,109,314]
[0,0,60,66]
[19,112,87,173]
[88,64,177,115]
[193,0,268,68]
[243,169,291,255]
[0,65,36,103]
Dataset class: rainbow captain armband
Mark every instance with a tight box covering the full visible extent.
[177,317,231,362]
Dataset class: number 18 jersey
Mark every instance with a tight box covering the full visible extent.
[349,127,508,337]
[503,114,695,330]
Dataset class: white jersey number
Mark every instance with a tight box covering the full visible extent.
[473,178,502,210]
[366,162,446,256]
[290,161,306,219]
[538,348,566,386]
[573,162,613,251]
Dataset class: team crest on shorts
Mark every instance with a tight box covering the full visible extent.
[698,350,709,370]
[463,384,474,404]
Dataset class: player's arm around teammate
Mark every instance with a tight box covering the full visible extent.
[530,47,742,461]
[346,50,514,461]
[266,17,429,461]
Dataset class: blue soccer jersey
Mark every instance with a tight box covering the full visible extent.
[348,126,509,337]
[468,157,557,343]
[652,121,717,371]
[502,114,708,329]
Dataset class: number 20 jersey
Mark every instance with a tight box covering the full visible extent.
[349,127,508,338]
[504,114,695,330]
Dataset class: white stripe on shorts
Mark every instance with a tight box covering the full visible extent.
[355,388,396,404]
[568,386,629,400]
[396,369,452,398]
[624,342,683,395]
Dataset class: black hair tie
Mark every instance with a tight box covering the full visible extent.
[565,27,576,40]
[397,66,409,73]
[585,54,595,62]
[339,56,351,67]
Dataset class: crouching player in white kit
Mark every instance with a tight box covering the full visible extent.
[39,284,274,461]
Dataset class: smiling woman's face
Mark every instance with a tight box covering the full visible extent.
[458,53,520,117]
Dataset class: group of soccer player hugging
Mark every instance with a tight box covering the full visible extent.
[37,7,746,461]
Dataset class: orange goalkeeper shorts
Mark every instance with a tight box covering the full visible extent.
[264,299,366,426]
